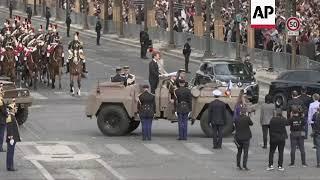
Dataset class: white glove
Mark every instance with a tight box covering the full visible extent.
[10,139,14,145]
[188,112,191,117]
[175,112,178,117]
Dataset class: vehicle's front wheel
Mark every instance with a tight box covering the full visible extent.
[97,105,130,136]
[200,109,234,137]
[273,92,287,109]
[16,107,29,125]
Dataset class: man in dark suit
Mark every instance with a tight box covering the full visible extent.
[149,52,161,94]
[138,84,156,141]
[208,89,227,149]
[111,67,125,83]
[183,38,191,73]
[234,107,253,171]
[298,87,312,139]
[95,17,102,45]
[65,15,72,37]
[174,79,192,140]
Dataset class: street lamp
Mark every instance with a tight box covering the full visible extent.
[34,0,37,16]
[203,0,214,58]
[144,0,148,31]
[56,0,61,21]
[66,0,70,20]
[83,0,89,30]
[234,0,241,60]
[119,0,124,37]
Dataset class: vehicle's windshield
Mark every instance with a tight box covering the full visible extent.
[214,63,250,76]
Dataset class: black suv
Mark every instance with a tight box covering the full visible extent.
[265,70,320,108]
[193,58,259,104]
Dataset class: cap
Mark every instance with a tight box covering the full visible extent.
[115,67,122,71]
[212,89,222,97]
[142,84,149,89]
[123,66,130,70]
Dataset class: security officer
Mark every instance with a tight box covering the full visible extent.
[95,17,102,46]
[0,85,7,152]
[6,99,20,171]
[140,30,149,59]
[298,87,312,139]
[122,66,135,86]
[183,38,191,73]
[111,67,125,83]
[208,89,227,149]
[287,90,303,119]
[138,84,156,141]
[174,79,192,140]
[65,15,72,37]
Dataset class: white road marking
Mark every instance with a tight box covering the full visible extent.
[184,143,213,155]
[105,144,132,155]
[29,105,44,109]
[30,160,55,180]
[223,142,253,155]
[143,143,174,155]
[95,61,103,65]
[66,169,97,180]
[36,145,76,155]
[305,142,316,151]
[96,159,126,180]
[30,92,48,99]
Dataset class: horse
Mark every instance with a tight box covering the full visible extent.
[69,50,82,96]
[48,44,63,89]
[23,46,39,89]
[1,48,16,82]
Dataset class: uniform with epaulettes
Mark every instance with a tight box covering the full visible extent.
[174,79,192,140]
[138,86,156,141]
[122,66,135,86]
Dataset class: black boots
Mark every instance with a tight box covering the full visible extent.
[66,62,69,73]
[83,62,88,73]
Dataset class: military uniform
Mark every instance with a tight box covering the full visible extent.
[111,67,125,83]
[122,66,135,86]
[0,87,7,152]
[6,100,20,171]
[67,32,87,73]
[174,80,192,140]
[138,85,156,140]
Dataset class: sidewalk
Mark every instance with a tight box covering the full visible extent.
[0,7,276,85]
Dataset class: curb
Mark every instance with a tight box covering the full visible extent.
[2,8,274,86]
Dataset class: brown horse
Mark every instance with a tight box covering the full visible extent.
[24,46,40,90]
[69,50,82,96]
[1,48,16,82]
[48,44,63,89]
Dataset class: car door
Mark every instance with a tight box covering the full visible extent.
[305,71,320,95]
[283,71,311,96]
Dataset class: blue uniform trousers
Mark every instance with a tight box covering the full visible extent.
[0,124,5,151]
[178,113,188,140]
[6,141,16,170]
[141,118,153,140]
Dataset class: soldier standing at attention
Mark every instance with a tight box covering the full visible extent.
[174,79,192,140]
[208,89,227,149]
[111,67,125,83]
[182,38,191,73]
[65,15,72,37]
[95,17,102,46]
[6,99,20,171]
[122,66,135,86]
[140,29,149,59]
[138,84,156,141]
[0,85,7,152]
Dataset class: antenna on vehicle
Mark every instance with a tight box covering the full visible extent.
[97,80,100,94]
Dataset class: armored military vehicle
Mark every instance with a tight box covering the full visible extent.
[86,77,255,137]
[0,76,32,125]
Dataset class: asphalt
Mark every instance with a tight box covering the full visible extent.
[0,7,318,180]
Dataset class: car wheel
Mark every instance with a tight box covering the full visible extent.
[127,121,140,133]
[16,107,29,125]
[97,105,130,136]
[273,93,287,109]
[200,109,234,137]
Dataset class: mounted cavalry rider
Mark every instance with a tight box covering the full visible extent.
[66,32,87,73]
[0,29,15,62]
[46,24,62,59]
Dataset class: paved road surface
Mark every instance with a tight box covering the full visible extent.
[0,10,318,180]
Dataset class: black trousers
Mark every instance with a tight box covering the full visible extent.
[66,25,70,37]
[269,141,285,167]
[96,32,101,45]
[212,125,223,148]
[141,44,147,58]
[262,125,269,147]
[290,134,306,164]
[9,9,12,18]
[46,19,49,30]
[236,140,250,167]
[149,80,158,94]
[184,54,190,72]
